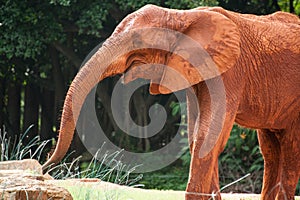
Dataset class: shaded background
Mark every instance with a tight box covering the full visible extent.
[0,0,299,194]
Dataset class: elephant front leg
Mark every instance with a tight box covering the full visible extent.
[186,153,221,200]
[185,120,235,200]
[185,101,237,199]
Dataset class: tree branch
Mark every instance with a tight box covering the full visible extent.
[52,41,82,68]
[63,23,112,39]
[108,2,128,22]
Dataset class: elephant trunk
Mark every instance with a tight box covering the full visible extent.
[42,43,123,172]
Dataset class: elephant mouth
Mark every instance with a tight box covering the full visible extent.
[122,60,165,86]
[124,60,146,74]
[121,48,172,86]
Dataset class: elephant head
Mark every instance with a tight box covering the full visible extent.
[42,4,240,170]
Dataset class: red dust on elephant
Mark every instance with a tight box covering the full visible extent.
[43,5,300,200]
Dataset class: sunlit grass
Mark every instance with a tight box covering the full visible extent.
[55,182,185,200]
[54,179,300,200]
[46,145,142,188]
[0,125,49,161]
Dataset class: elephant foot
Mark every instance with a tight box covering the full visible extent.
[185,191,221,200]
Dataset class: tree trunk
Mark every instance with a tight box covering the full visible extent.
[0,78,5,129]
[40,88,55,141]
[289,0,295,13]
[50,46,66,132]
[272,0,282,11]
[96,78,120,132]
[52,42,81,68]
[7,81,21,138]
[23,83,40,143]
[132,87,149,151]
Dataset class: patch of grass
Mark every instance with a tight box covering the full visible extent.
[0,125,49,161]
[63,185,105,200]
[0,125,141,188]
[47,146,143,187]
[139,165,188,190]
[57,183,185,200]
[56,181,300,200]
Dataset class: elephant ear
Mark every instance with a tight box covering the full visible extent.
[150,9,240,94]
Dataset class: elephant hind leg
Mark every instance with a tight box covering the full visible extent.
[276,125,300,200]
[258,129,281,200]
[259,124,300,200]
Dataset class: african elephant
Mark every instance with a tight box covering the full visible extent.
[42,5,300,200]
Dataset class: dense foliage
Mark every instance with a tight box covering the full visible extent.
[1,0,299,194]
[139,125,264,193]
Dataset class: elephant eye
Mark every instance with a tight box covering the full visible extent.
[131,60,144,66]
[127,52,145,65]
[125,58,145,74]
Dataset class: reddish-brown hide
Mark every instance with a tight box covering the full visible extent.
[43,5,300,200]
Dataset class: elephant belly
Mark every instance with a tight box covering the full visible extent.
[234,112,273,129]
[235,96,300,130]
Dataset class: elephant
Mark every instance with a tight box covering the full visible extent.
[42,5,300,200]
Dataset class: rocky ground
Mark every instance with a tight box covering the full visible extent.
[0,159,72,199]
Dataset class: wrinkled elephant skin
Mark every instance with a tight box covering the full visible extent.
[43,5,300,200]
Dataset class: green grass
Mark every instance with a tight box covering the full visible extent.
[53,181,300,200]
[0,125,49,161]
[47,147,143,187]
[66,187,300,200]
[58,183,185,200]
[1,126,299,200]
